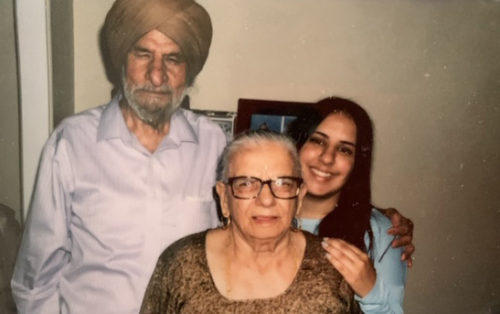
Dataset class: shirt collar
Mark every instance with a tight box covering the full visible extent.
[97,94,198,148]
[97,94,128,142]
[163,109,198,148]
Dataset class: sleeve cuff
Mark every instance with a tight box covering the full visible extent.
[355,275,392,313]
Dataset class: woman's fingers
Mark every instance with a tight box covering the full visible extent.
[391,234,410,247]
[323,238,365,257]
[401,243,416,267]
[322,239,367,271]
[384,208,414,240]
[322,240,359,273]
[382,207,415,266]
[322,238,376,297]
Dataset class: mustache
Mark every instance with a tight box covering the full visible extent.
[133,83,171,93]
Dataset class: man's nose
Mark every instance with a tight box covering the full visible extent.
[148,57,167,87]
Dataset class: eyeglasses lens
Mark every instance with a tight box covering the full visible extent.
[230,177,300,199]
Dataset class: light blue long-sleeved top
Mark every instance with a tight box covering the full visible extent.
[301,209,407,314]
[11,97,227,314]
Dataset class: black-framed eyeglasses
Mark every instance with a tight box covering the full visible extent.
[225,176,303,200]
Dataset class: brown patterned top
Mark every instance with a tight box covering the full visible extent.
[140,230,360,314]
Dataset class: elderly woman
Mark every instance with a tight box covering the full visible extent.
[140,131,360,313]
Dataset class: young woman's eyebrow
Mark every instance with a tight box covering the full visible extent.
[312,131,328,138]
[313,131,356,147]
[339,140,356,147]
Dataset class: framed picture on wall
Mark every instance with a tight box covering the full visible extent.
[249,114,297,133]
[235,98,314,135]
[192,109,237,141]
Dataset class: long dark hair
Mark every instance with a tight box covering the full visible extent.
[287,97,374,252]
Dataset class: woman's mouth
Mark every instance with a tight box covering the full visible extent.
[252,216,279,224]
[310,167,332,178]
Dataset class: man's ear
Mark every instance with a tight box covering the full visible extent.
[296,183,308,217]
[216,181,230,218]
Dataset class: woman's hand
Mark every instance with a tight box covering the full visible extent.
[379,207,415,267]
[322,238,376,298]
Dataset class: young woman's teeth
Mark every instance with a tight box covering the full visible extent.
[311,168,331,177]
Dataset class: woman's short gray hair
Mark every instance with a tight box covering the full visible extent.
[217,130,301,181]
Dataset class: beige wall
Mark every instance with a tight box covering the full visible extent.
[51,0,75,127]
[72,1,500,313]
[74,0,114,110]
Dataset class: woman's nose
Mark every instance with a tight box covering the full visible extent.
[256,183,276,207]
[319,148,335,165]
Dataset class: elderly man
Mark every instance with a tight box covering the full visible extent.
[11,0,226,313]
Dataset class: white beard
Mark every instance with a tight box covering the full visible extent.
[121,72,185,129]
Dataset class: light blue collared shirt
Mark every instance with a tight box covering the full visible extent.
[11,96,227,314]
[301,209,407,314]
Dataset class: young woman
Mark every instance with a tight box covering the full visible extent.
[287,97,407,314]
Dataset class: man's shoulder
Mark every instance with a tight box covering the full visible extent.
[41,105,105,149]
[55,104,107,134]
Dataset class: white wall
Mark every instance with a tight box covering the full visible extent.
[0,0,21,220]
[15,0,52,219]
[73,1,500,313]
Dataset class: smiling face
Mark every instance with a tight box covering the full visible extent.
[122,29,187,127]
[217,141,301,241]
[299,113,357,198]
